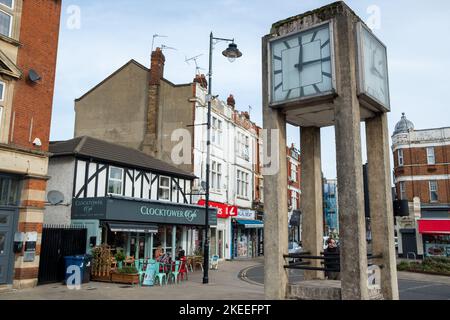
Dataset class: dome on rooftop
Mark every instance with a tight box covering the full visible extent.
[393,113,414,135]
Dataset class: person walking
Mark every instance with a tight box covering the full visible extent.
[324,238,340,280]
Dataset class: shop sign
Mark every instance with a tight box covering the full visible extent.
[237,209,255,220]
[72,197,217,226]
[197,199,237,219]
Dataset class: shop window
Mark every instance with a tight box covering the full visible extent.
[108,166,123,195]
[398,149,404,167]
[0,9,12,37]
[429,181,438,202]
[426,147,435,165]
[158,176,170,200]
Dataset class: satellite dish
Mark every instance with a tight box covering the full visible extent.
[47,190,64,205]
[28,69,41,83]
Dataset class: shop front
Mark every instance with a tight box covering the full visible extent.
[72,196,217,260]
[418,219,450,258]
[232,209,263,259]
[198,200,237,260]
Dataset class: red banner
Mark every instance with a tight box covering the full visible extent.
[198,200,238,219]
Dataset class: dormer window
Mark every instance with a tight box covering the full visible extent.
[0,9,12,37]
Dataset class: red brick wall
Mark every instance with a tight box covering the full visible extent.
[9,0,62,152]
[394,145,450,203]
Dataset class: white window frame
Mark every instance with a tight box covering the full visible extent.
[0,0,14,9]
[290,163,297,182]
[158,176,171,201]
[259,179,264,203]
[0,9,13,38]
[429,181,438,202]
[211,117,222,147]
[237,169,249,198]
[399,181,406,200]
[108,166,124,196]
[0,106,3,132]
[398,149,404,167]
[291,191,298,210]
[426,147,435,165]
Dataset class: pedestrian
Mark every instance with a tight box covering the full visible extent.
[324,238,340,280]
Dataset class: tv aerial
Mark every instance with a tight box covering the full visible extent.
[151,34,168,51]
[161,44,177,52]
[185,54,205,74]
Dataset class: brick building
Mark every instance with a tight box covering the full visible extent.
[287,144,301,243]
[0,0,62,289]
[392,113,450,258]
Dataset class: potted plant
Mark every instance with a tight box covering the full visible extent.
[114,250,126,269]
[111,265,140,284]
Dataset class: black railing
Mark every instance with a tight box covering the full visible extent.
[284,252,383,272]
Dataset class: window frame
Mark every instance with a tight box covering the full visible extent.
[158,176,171,201]
[398,149,404,167]
[0,0,13,9]
[107,166,124,196]
[399,181,406,200]
[291,191,298,210]
[0,8,13,38]
[429,181,438,202]
[290,163,297,182]
[426,147,435,165]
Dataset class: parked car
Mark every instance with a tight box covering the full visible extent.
[288,241,302,263]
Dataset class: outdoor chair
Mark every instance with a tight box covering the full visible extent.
[154,262,167,286]
[168,261,181,284]
[186,256,194,272]
[194,256,204,272]
[179,257,188,281]
[210,255,219,270]
[134,259,146,285]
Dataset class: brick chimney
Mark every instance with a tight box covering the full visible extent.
[149,47,165,85]
[194,74,208,89]
[227,94,235,108]
[142,47,166,157]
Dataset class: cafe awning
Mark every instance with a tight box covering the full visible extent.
[418,219,450,235]
[236,220,264,229]
[107,222,158,234]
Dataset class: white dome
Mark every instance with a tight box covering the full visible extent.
[393,113,414,135]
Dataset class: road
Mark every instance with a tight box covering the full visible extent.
[240,264,450,300]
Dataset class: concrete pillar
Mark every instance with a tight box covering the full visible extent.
[365,113,399,300]
[262,36,289,300]
[333,12,369,300]
[300,126,324,280]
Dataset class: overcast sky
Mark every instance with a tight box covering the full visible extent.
[51,0,450,179]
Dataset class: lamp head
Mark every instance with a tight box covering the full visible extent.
[222,42,242,63]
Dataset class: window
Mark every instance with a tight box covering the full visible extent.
[0,175,20,206]
[429,181,438,202]
[237,170,249,198]
[259,179,264,202]
[0,106,3,132]
[108,167,123,195]
[0,81,5,101]
[291,191,298,210]
[211,117,222,146]
[237,132,249,161]
[0,1,13,8]
[290,163,297,182]
[398,149,404,167]
[426,147,435,165]
[399,182,407,200]
[158,176,170,200]
[0,9,12,37]
[211,161,222,191]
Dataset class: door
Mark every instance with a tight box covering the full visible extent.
[0,209,16,285]
[401,230,418,258]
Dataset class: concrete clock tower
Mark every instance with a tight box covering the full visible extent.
[262,1,398,300]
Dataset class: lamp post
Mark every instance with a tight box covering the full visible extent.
[203,32,242,284]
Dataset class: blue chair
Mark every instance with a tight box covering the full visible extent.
[134,259,145,285]
[168,261,181,284]
[154,262,167,286]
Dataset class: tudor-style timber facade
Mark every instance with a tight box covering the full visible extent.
[45,136,216,260]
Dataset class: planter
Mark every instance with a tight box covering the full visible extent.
[91,273,112,282]
[111,272,139,285]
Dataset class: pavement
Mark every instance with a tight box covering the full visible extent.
[1,257,449,300]
[0,259,264,300]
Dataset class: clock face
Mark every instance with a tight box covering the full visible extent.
[358,23,390,110]
[269,23,334,105]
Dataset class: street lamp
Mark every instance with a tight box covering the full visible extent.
[203,32,243,285]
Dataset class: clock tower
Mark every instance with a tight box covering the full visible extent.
[262,1,398,300]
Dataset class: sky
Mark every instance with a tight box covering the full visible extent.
[51,0,450,179]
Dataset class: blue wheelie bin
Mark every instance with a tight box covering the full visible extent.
[64,255,90,285]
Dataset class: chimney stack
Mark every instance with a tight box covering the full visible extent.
[150,47,165,85]
[193,74,208,89]
[227,94,236,108]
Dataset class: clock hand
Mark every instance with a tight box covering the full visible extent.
[371,67,384,79]
[294,45,303,71]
